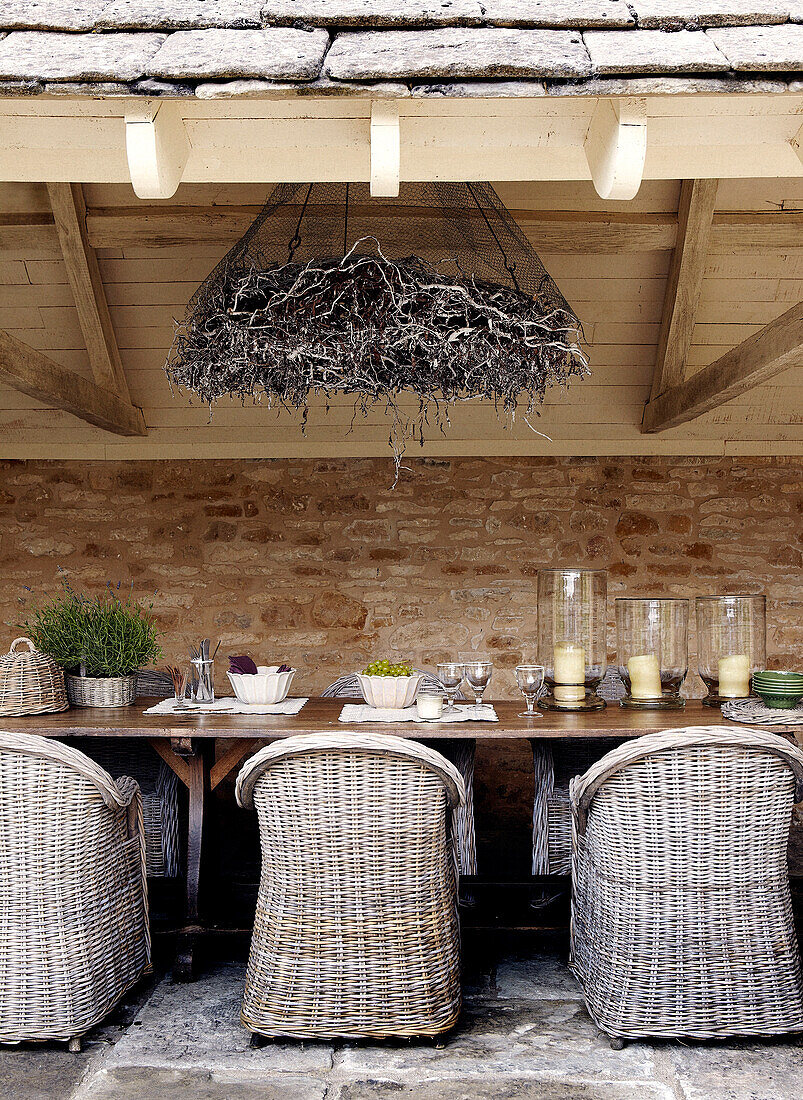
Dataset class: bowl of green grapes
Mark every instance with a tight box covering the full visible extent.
[356,660,423,709]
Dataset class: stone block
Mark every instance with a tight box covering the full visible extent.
[98,1,264,30]
[0,31,166,81]
[147,27,329,80]
[633,1,791,29]
[584,28,730,73]
[706,23,803,69]
[325,28,592,80]
[260,1,484,26]
[0,1,102,31]
[480,1,634,27]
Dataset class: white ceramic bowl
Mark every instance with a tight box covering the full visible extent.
[227,666,295,705]
[356,673,423,710]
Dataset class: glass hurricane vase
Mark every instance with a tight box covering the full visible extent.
[616,598,688,709]
[538,569,607,711]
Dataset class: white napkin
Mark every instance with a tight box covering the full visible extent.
[144,697,308,716]
[339,703,498,724]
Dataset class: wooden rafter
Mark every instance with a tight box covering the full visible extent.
[46,182,132,399]
[650,179,719,401]
[3,207,803,256]
[643,300,803,433]
[0,329,146,436]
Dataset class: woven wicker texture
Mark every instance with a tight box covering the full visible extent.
[0,638,68,718]
[236,732,464,1039]
[569,726,803,1040]
[323,674,477,876]
[75,669,180,878]
[0,730,151,1044]
[531,669,626,874]
[66,673,137,708]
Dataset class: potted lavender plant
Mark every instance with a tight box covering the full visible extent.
[19,581,162,708]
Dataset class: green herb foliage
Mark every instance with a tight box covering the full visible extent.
[19,581,162,678]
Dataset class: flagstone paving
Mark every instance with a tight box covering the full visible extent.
[2,938,802,1099]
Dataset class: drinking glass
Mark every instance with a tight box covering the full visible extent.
[437,662,464,713]
[173,666,191,709]
[464,660,493,712]
[516,664,545,718]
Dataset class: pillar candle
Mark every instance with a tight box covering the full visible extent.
[553,641,585,702]
[718,654,750,698]
[627,654,662,699]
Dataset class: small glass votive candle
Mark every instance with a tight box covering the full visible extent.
[616,598,689,709]
[416,691,444,721]
[538,568,607,711]
[696,594,766,706]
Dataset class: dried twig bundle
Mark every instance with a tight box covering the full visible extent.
[167,237,587,461]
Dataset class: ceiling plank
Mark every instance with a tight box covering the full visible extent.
[46,182,132,399]
[643,300,803,433]
[0,329,146,437]
[650,179,719,401]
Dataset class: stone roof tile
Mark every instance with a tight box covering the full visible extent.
[146,27,329,80]
[260,1,483,26]
[325,28,592,80]
[97,1,264,30]
[632,1,792,28]
[706,22,803,67]
[0,2,103,32]
[548,73,788,92]
[411,79,547,95]
[0,31,166,81]
[480,1,634,27]
[584,27,730,72]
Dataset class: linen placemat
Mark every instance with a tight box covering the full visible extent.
[145,697,308,716]
[339,703,498,725]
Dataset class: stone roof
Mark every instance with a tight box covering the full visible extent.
[0,1,800,97]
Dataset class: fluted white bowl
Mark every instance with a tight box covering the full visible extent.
[227,667,295,705]
[356,673,423,710]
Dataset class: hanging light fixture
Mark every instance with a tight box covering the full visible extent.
[166,182,588,463]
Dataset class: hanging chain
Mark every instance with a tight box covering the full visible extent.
[287,183,313,263]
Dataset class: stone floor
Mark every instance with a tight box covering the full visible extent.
[3,936,803,1100]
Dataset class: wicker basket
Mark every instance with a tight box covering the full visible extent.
[66,673,137,708]
[0,637,69,717]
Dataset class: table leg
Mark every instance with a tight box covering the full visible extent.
[171,738,206,982]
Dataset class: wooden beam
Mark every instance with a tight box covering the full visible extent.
[650,179,719,400]
[643,300,803,433]
[584,98,647,201]
[125,103,189,200]
[4,206,803,257]
[47,183,132,399]
[0,329,146,436]
[370,101,400,198]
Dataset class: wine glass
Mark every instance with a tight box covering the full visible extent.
[516,664,545,719]
[464,660,493,713]
[437,662,464,713]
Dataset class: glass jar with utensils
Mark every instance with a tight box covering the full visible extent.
[190,638,219,703]
[515,664,545,718]
[437,662,464,713]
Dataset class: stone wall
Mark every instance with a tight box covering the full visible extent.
[2,455,801,872]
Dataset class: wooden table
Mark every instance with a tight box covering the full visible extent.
[3,698,789,978]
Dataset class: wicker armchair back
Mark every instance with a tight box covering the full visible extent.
[237,732,464,1039]
[0,731,151,1045]
[570,725,803,1040]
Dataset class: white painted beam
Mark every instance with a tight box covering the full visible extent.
[584,98,647,201]
[370,101,400,198]
[125,102,189,200]
[793,119,803,168]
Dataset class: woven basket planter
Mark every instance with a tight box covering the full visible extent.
[0,637,69,717]
[66,673,137,708]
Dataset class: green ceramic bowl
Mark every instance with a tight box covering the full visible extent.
[753,686,803,710]
[753,670,803,683]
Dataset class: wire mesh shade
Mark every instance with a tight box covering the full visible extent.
[166,183,587,458]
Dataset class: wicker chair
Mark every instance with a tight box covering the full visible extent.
[323,673,477,876]
[75,668,180,878]
[531,669,626,875]
[0,730,151,1048]
[236,732,464,1039]
[570,726,803,1042]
